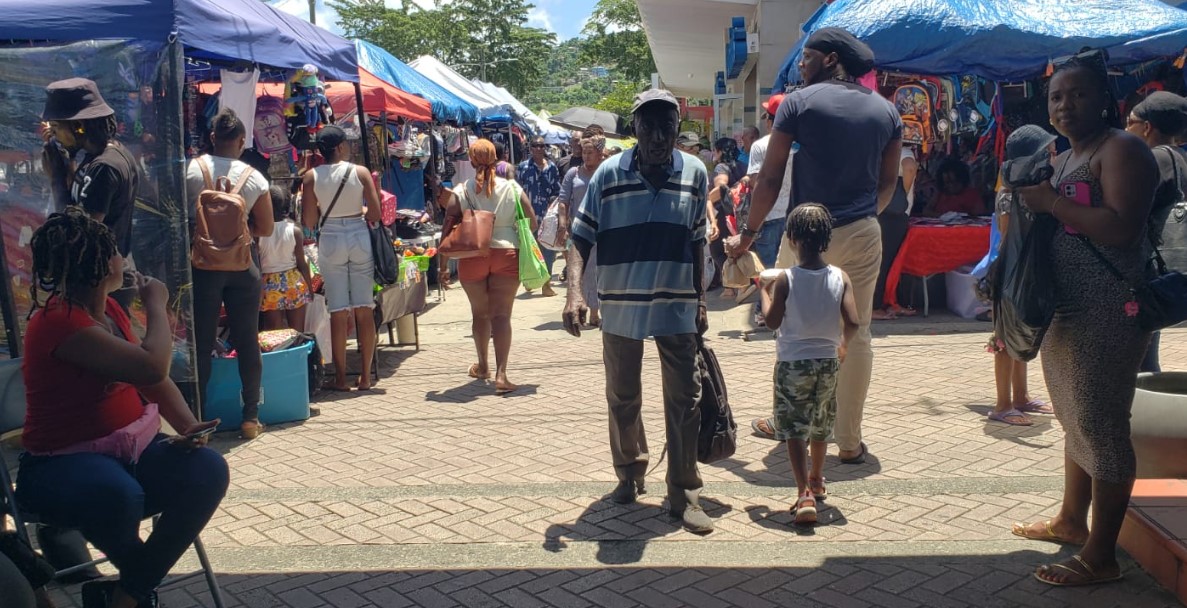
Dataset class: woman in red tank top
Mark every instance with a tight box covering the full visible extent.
[15,208,228,608]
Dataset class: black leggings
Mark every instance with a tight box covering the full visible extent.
[874,211,910,309]
[192,265,263,420]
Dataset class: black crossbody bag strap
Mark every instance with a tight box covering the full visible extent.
[318,164,353,231]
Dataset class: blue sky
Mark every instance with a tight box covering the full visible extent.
[272,0,600,42]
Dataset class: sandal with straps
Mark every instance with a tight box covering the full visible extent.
[809,476,827,500]
[1010,520,1088,545]
[1034,554,1124,587]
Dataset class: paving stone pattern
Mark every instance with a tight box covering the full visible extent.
[25,299,1187,607]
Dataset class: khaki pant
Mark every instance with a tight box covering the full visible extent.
[603,332,703,508]
[776,216,881,452]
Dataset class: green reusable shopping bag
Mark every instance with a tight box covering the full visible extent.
[514,190,550,290]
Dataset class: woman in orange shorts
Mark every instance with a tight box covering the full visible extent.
[439,139,534,394]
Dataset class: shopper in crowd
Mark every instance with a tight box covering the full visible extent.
[871,145,920,320]
[557,134,607,327]
[1011,50,1158,587]
[439,139,529,395]
[41,78,140,260]
[517,135,562,295]
[760,204,859,525]
[728,27,902,465]
[738,125,760,169]
[564,89,714,534]
[17,208,228,608]
[985,126,1058,426]
[742,94,795,329]
[1125,90,1187,373]
[927,158,985,216]
[259,184,313,331]
[557,130,584,176]
[676,131,712,175]
[494,141,515,180]
[185,109,273,438]
[301,125,381,393]
[713,137,747,187]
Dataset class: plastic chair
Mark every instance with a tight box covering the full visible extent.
[0,359,226,607]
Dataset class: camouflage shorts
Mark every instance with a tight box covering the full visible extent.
[772,358,840,442]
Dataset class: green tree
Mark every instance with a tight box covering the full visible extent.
[330,0,556,97]
[580,0,656,83]
[594,80,642,122]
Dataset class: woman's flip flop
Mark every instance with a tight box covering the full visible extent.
[988,408,1033,426]
[1016,400,1053,415]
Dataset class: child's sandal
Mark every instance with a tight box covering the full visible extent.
[809,476,827,500]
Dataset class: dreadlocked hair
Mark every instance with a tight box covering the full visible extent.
[78,114,118,144]
[786,203,834,255]
[1052,48,1123,129]
[29,206,118,313]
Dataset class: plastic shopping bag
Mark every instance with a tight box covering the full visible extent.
[992,193,1057,362]
[537,199,566,251]
[304,294,333,365]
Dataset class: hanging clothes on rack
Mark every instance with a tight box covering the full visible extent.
[219,67,260,148]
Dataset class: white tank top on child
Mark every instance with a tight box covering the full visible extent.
[312,161,365,217]
[775,265,846,362]
[259,220,299,274]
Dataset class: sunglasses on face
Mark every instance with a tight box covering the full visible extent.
[531,144,546,148]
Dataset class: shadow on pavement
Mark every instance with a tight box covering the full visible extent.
[39,547,1174,608]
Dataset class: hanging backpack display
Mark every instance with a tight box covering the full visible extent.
[253,96,291,154]
[192,159,253,272]
[894,83,934,154]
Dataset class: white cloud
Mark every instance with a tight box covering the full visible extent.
[271,0,343,34]
[527,7,556,34]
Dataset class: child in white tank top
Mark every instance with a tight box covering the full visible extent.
[258,185,314,331]
[759,204,860,525]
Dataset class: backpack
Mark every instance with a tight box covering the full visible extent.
[894,83,935,154]
[696,338,737,464]
[192,158,253,272]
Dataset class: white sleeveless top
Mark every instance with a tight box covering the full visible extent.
[259,219,299,274]
[775,265,845,362]
[311,161,365,218]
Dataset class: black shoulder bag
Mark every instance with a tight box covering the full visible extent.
[1078,233,1187,332]
[1153,146,1187,273]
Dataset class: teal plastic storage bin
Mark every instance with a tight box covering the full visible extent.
[204,341,312,430]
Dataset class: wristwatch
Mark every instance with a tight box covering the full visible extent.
[740,226,759,239]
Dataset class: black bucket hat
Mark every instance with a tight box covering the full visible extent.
[42,78,114,121]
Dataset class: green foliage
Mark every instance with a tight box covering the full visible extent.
[330,0,556,97]
[594,80,643,120]
[580,0,656,83]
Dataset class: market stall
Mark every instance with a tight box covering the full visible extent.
[769,0,1187,314]
[0,0,365,416]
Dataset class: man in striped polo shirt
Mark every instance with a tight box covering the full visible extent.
[563,89,714,534]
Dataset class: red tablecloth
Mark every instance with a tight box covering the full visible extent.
[884,223,991,308]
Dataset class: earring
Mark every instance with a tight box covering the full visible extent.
[1101,109,1108,119]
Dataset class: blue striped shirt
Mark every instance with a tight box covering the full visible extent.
[571,147,708,340]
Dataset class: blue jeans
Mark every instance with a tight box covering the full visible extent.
[753,218,784,313]
[1141,331,1161,373]
[15,439,229,602]
[319,217,376,312]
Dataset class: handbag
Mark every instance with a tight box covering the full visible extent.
[369,221,400,286]
[1153,146,1187,272]
[438,184,494,259]
[537,198,565,251]
[1078,234,1187,332]
[514,190,550,290]
[696,336,737,464]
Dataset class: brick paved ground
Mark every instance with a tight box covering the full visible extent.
[18,285,1187,607]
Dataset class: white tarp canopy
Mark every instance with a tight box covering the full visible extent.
[472,79,570,142]
[407,55,511,118]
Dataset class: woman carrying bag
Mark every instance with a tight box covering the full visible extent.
[301,126,382,393]
[439,139,535,395]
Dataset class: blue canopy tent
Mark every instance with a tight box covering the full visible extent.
[355,40,478,124]
[773,0,1187,90]
[0,0,359,81]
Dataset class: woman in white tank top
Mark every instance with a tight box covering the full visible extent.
[300,126,383,392]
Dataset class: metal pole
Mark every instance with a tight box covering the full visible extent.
[354,82,373,171]
[308,0,316,24]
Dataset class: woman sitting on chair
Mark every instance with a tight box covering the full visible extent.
[15,208,229,608]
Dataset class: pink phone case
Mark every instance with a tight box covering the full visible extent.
[1060,181,1092,234]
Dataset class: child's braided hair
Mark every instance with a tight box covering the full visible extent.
[786,203,834,254]
[29,206,118,311]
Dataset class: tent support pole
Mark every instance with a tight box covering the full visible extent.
[380,111,389,191]
[355,82,373,171]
